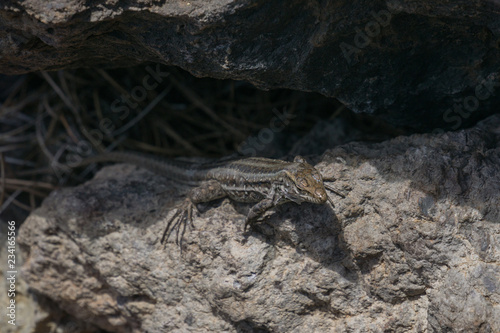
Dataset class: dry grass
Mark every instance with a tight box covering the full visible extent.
[0,65,347,221]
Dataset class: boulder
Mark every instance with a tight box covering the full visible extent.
[19,115,500,332]
[1,0,499,130]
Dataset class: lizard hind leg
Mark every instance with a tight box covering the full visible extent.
[160,180,227,249]
[161,198,196,248]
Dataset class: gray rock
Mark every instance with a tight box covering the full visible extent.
[1,0,499,130]
[18,115,500,332]
[0,220,101,333]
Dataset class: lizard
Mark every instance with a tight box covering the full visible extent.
[80,152,342,246]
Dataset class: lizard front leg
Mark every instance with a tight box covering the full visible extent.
[244,198,276,231]
[161,180,226,246]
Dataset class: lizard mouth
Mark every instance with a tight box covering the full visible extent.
[287,188,327,204]
[306,195,326,204]
[313,188,328,203]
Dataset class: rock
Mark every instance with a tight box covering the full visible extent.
[18,115,500,332]
[0,221,101,333]
[1,0,499,130]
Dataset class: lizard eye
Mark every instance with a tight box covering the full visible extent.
[296,177,308,188]
[311,172,321,182]
[294,156,307,163]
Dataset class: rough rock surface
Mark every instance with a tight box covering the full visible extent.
[1,0,500,130]
[18,115,500,332]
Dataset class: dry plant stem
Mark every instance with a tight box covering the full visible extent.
[163,103,226,136]
[189,132,232,143]
[58,111,79,144]
[41,71,93,147]
[0,144,30,154]
[44,102,61,142]
[11,198,33,211]
[2,184,48,198]
[113,87,171,136]
[36,111,57,162]
[0,122,34,140]
[0,153,5,206]
[126,140,184,156]
[0,77,27,117]
[0,189,22,215]
[155,118,202,155]
[41,72,78,114]
[330,105,346,120]
[93,90,104,121]
[29,192,36,210]
[169,75,244,138]
[2,178,57,190]
[96,69,131,97]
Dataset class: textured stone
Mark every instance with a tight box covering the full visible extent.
[1,0,500,130]
[18,115,500,332]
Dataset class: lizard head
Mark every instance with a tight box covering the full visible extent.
[283,156,328,204]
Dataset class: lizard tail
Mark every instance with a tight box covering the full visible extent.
[79,151,207,184]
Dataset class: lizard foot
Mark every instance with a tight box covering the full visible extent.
[161,198,196,248]
[322,178,346,208]
[244,217,254,233]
